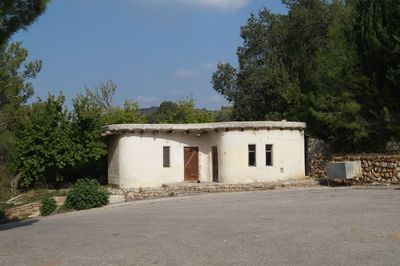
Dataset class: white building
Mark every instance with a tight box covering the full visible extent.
[103,121,306,189]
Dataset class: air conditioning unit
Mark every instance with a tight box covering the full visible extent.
[327,161,362,181]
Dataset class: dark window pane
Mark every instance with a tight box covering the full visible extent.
[248,144,256,166]
[163,146,170,167]
[266,144,273,166]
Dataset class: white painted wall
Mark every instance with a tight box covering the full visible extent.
[218,129,305,183]
[107,135,121,185]
[107,128,305,189]
[109,132,219,188]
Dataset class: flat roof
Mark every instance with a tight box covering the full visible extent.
[102,121,306,136]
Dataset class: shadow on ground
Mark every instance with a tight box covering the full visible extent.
[315,178,352,187]
[0,219,38,231]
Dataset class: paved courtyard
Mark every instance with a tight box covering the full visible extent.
[1,186,400,266]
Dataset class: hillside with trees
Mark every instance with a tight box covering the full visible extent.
[212,0,400,152]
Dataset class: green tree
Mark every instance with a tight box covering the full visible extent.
[146,101,178,123]
[145,99,215,124]
[212,0,400,152]
[13,94,75,188]
[0,42,41,167]
[0,0,49,45]
[353,0,400,141]
[215,106,233,122]
[170,99,214,123]
[307,2,373,151]
[0,0,48,192]
[213,9,303,121]
[13,81,147,188]
[282,0,332,94]
[70,81,146,182]
[101,101,146,125]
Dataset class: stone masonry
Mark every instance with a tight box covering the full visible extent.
[307,137,400,184]
[121,179,319,202]
[306,137,331,178]
[308,151,400,184]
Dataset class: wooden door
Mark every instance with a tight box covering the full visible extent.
[184,147,199,181]
[212,146,218,182]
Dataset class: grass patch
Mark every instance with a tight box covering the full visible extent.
[12,189,68,207]
[54,204,73,214]
[0,189,69,223]
[0,182,111,221]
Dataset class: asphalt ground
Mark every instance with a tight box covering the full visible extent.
[1,186,400,266]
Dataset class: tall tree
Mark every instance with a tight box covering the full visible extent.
[170,99,214,123]
[307,2,373,151]
[0,42,41,167]
[147,101,178,123]
[353,0,400,140]
[0,0,49,45]
[213,9,303,121]
[212,0,400,152]
[13,82,147,188]
[70,82,146,183]
[145,100,216,124]
[282,0,332,94]
[13,94,74,188]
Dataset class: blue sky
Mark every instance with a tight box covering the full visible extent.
[12,0,287,110]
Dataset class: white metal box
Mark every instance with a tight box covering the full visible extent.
[327,161,362,180]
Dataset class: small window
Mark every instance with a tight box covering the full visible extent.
[248,144,256,166]
[265,145,273,166]
[163,146,170,167]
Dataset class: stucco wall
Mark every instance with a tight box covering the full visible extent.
[218,130,305,183]
[107,135,121,185]
[108,128,305,188]
[111,132,219,188]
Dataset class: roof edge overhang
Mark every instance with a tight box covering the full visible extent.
[102,121,306,137]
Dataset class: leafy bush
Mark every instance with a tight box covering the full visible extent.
[65,179,108,210]
[40,197,57,216]
[13,95,75,188]
[14,83,146,189]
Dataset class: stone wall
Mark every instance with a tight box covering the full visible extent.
[309,149,400,184]
[306,137,331,178]
[122,179,319,202]
[332,154,400,184]
[307,137,400,184]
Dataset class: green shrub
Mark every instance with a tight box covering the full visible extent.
[65,179,108,210]
[40,197,57,216]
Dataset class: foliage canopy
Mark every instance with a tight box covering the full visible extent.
[0,0,49,45]
[212,0,400,152]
